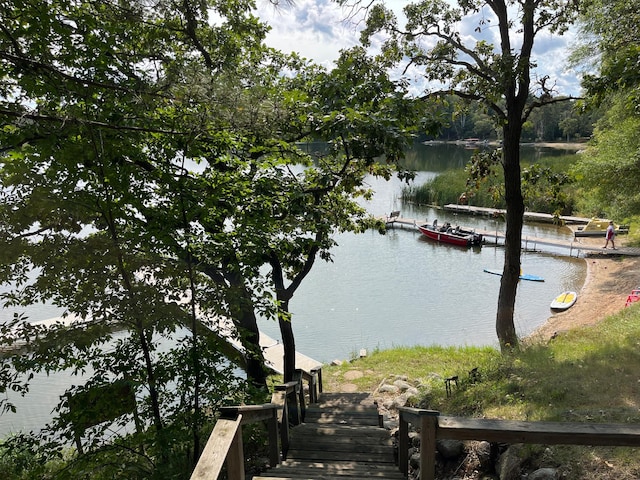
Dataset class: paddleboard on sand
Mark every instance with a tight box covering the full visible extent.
[483,268,545,282]
[550,291,577,310]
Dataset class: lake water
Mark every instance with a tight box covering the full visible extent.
[0,143,586,434]
[258,166,586,362]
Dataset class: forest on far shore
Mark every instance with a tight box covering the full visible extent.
[419,95,598,143]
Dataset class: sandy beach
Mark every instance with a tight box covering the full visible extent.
[531,234,640,340]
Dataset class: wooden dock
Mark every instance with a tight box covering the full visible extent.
[215,316,322,375]
[18,314,323,376]
[258,331,323,375]
[384,216,640,257]
[442,204,591,225]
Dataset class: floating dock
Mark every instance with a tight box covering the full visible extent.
[8,314,323,376]
[214,316,322,375]
[384,216,640,258]
[442,204,591,225]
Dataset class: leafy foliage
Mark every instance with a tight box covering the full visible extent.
[360,0,580,350]
[570,0,640,222]
[572,95,640,219]
[0,0,433,475]
[577,0,640,109]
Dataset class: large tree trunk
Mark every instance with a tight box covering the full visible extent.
[236,304,269,389]
[278,300,296,383]
[212,266,269,389]
[496,124,525,350]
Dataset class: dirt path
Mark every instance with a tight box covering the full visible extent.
[531,235,640,341]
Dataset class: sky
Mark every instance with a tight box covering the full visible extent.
[256,0,586,98]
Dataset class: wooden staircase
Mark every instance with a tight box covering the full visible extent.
[253,392,404,480]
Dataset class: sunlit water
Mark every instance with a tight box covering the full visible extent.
[258,201,586,363]
[0,144,587,435]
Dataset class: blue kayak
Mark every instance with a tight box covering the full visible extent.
[483,268,545,282]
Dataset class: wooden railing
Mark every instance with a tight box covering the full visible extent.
[190,367,322,480]
[398,407,640,480]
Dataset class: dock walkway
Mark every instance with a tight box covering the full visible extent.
[384,216,640,257]
[213,317,322,375]
[20,315,323,377]
[442,204,591,224]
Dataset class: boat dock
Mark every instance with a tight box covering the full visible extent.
[9,314,323,376]
[258,331,322,375]
[211,316,323,375]
[442,204,592,225]
[384,215,640,258]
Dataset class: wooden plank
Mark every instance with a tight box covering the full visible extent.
[420,415,437,480]
[285,450,395,463]
[289,434,392,446]
[190,416,242,480]
[279,460,402,471]
[291,424,391,438]
[438,416,640,447]
[287,442,393,454]
[286,448,392,459]
[305,415,381,426]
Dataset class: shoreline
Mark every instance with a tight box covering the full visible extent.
[531,235,640,341]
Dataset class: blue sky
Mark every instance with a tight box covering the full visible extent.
[257,0,585,97]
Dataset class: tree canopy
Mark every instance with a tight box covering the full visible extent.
[0,0,428,475]
[570,0,640,221]
[360,0,579,349]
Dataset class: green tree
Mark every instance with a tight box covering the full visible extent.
[361,0,578,350]
[1,2,429,475]
[266,47,426,381]
[0,0,274,473]
[572,95,640,218]
[570,0,640,220]
[575,0,640,108]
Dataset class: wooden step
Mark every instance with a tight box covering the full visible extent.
[256,392,402,479]
[303,413,381,426]
[254,473,406,479]
[256,460,405,478]
[278,460,401,470]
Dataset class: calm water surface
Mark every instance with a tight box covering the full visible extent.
[0,144,586,434]
[259,185,586,363]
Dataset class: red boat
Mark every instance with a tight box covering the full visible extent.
[417,221,483,247]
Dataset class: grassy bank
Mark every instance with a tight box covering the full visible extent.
[322,304,640,479]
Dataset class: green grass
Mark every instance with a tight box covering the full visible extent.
[322,304,640,479]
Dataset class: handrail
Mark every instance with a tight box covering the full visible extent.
[191,366,322,480]
[190,414,244,480]
[398,407,640,480]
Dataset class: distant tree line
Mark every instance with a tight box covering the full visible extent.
[418,95,600,143]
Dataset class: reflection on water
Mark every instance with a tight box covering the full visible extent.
[259,222,586,364]
[260,142,586,362]
[0,143,587,436]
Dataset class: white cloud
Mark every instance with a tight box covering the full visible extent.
[258,0,361,67]
[255,0,584,96]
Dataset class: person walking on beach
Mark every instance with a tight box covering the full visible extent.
[603,220,616,249]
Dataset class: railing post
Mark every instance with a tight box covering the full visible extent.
[227,424,245,480]
[283,376,302,426]
[312,366,323,394]
[273,389,291,459]
[419,412,440,480]
[399,413,409,475]
[295,369,306,423]
[308,370,318,404]
[267,407,280,467]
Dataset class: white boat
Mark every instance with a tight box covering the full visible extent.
[574,218,629,237]
[550,291,577,311]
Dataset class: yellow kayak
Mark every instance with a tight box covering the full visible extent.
[550,291,577,311]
